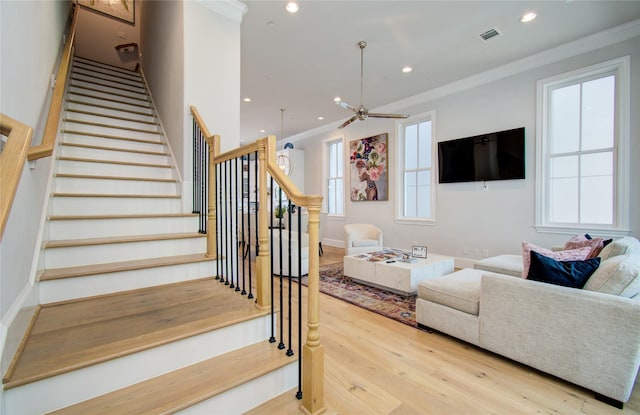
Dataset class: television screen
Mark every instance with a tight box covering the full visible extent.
[437,127,525,183]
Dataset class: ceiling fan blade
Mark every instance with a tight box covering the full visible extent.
[367,112,410,119]
[338,100,356,112]
[338,115,358,129]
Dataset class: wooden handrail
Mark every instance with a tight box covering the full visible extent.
[1,114,35,239]
[28,4,79,161]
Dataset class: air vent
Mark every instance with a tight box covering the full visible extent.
[479,27,502,41]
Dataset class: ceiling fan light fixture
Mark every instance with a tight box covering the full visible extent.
[402,66,413,74]
[520,11,537,23]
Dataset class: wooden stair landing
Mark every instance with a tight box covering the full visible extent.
[3,278,267,389]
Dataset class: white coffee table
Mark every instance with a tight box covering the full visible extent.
[343,249,454,296]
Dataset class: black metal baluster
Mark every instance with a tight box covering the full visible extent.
[192,119,198,215]
[286,205,294,357]
[241,156,247,296]
[202,136,208,234]
[269,176,276,344]
[296,208,303,399]
[233,157,239,291]
[248,151,257,300]
[277,187,285,350]
[215,161,221,281]
[225,160,231,286]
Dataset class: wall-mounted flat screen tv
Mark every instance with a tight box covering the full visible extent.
[437,127,525,183]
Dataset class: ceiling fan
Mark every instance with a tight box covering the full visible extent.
[336,41,409,129]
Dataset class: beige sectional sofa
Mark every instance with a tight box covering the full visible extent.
[416,236,640,407]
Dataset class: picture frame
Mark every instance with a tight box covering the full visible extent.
[412,245,427,258]
[78,0,135,25]
[349,133,388,201]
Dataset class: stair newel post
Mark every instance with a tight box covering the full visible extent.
[254,136,274,310]
[205,134,220,258]
[301,197,326,415]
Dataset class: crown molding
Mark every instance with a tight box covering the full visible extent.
[196,0,248,23]
[290,18,640,143]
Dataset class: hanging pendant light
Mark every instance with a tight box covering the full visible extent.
[276,108,292,176]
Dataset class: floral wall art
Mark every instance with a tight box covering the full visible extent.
[78,0,135,24]
[350,133,388,201]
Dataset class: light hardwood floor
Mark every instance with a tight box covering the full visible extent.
[247,245,640,415]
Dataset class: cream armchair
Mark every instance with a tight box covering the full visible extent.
[344,224,383,256]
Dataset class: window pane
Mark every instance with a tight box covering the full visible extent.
[336,178,344,215]
[550,155,578,179]
[550,177,578,223]
[404,172,417,217]
[405,124,418,170]
[336,141,343,176]
[329,143,337,177]
[549,84,580,154]
[582,75,615,151]
[418,121,432,169]
[417,170,431,217]
[327,179,335,214]
[580,176,612,224]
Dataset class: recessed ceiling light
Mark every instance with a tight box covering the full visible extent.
[333,96,341,102]
[285,2,299,13]
[402,66,413,74]
[243,97,252,102]
[260,129,266,133]
[520,12,537,23]
[317,116,324,120]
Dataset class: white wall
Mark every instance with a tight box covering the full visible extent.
[0,0,71,406]
[299,35,640,262]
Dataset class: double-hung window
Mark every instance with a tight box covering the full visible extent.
[325,138,344,215]
[536,56,630,235]
[397,112,435,221]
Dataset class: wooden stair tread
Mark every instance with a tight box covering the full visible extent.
[66,99,153,117]
[44,232,205,249]
[68,91,151,109]
[69,84,151,104]
[70,76,147,95]
[63,118,161,135]
[39,253,212,281]
[54,174,177,183]
[74,57,141,78]
[48,213,196,220]
[46,341,293,415]
[60,142,168,157]
[64,108,158,126]
[51,193,179,199]
[63,130,163,145]
[3,279,267,389]
[57,156,172,169]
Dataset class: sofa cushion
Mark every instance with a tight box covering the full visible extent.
[583,254,640,298]
[418,268,483,315]
[599,237,640,260]
[474,254,522,277]
[352,239,379,248]
[521,241,591,279]
[527,250,600,288]
[563,234,605,259]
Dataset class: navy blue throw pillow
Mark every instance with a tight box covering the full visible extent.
[527,250,601,289]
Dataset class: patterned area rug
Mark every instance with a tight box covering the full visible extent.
[302,263,417,327]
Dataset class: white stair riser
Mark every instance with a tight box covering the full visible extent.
[63,111,160,132]
[56,159,174,179]
[45,237,206,268]
[74,60,143,83]
[54,177,178,196]
[68,93,154,114]
[70,79,149,101]
[40,260,216,303]
[72,73,147,95]
[178,363,298,415]
[49,216,197,239]
[4,316,272,415]
[72,67,145,89]
[51,196,181,215]
[62,132,166,153]
[66,101,156,123]
[58,145,170,165]
[63,120,163,142]
[69,86,150,108]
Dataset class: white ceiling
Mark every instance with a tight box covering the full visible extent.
[239,1,640,142]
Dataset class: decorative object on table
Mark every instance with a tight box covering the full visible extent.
[412,245,427,258]
[399,253,418,264]
[336,41,408,129]
[274,204,287,228]
[78,0,135,24]
[349,133,388,201]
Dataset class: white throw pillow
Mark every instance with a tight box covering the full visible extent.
[583,254,640,298]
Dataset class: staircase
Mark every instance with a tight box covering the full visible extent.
[2,57,297,414]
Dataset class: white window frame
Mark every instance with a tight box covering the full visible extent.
[535,56,630,236]
[395,111,436,224]
[323,136,345,217]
